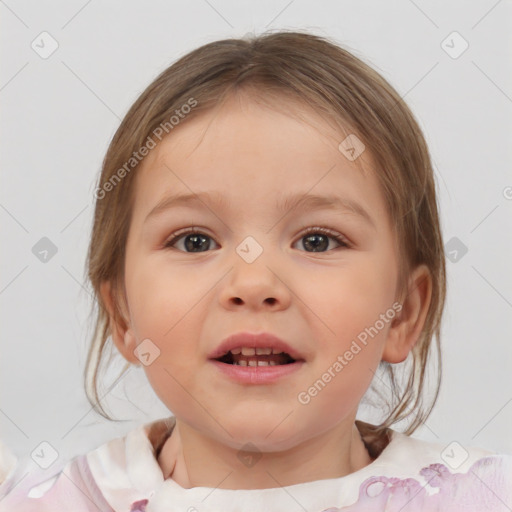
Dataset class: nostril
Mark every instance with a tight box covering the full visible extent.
[230,297,276,305]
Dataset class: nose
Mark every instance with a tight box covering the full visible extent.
[218,245,291,311]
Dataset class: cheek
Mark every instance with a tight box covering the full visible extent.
[298,253,397,399]
[301,253,397,334]
[131,264,205,416]
[142,364,201,426]
[126,253,187,332]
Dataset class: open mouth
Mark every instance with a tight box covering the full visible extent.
[215,348,297,367]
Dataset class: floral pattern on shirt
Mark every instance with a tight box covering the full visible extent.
[323,456,511,511]
[129,499,148,512]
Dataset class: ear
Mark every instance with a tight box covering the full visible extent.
[99,280,139,365]
[382,264,432,364]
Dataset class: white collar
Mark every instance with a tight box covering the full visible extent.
[86,417,492,512]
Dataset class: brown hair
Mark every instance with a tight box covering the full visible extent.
[84,29,445,441]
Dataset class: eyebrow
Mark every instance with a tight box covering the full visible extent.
[144,191,375,228]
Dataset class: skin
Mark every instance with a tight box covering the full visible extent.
[101,91,432,490]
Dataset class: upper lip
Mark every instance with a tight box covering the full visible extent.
[208,332,305,361]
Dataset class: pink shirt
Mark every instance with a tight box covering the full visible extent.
[1,416,511,511]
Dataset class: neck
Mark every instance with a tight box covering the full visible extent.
[157,418,373,490]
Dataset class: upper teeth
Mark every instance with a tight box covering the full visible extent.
[231,347,283,356]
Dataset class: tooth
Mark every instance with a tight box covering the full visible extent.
[230,348,242,354]
[257,360,270,366]
[255,347,272,355]
[248,359,257,366]
[238,359,248,366]
[241,347,256,356]
[271,348,284,355]
[269,360,277,366]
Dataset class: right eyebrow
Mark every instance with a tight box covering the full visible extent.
[144,191,228,224]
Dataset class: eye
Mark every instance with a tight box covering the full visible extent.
[293,226,350,253]
[164,226,350,253]
[164,228,219,253]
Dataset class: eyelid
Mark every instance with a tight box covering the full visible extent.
[163,225,351,252]
[294,225,351,248]
[163,226,218,249]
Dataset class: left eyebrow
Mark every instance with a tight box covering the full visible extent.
[277,192,375,229]
[144,191,375,229]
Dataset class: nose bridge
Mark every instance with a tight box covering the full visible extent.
[220,234,289,309]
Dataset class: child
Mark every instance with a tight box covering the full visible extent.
[1,30,510,511]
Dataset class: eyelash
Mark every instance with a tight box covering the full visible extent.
[295,226,350,249]
[163,226,351,251]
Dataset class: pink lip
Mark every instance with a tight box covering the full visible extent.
[208,332,306,385]
[209,358,305,384]
[208,332,305,361]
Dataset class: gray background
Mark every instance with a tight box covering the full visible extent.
[1,0,511,468]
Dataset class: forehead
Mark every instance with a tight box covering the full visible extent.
[130,93,384,224]
[142,89,371,170]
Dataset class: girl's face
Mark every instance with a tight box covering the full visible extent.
[109,94,411,451]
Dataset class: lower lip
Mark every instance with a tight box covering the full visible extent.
[209,359,305,384]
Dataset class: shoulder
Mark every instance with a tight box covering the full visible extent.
[0,417,174,512]
[343,430,512,511]
[0,454,114,511]
[383,430,512,483]
[382,430,496,464]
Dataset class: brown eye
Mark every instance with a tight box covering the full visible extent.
[294,227,349,253]
[165,229,219,252]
